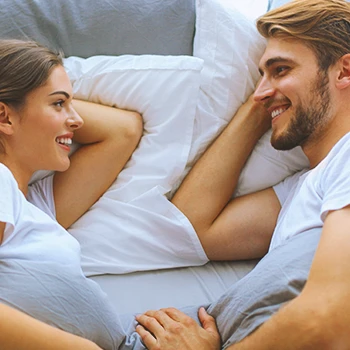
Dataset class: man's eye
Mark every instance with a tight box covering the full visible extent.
[276,66,289,74]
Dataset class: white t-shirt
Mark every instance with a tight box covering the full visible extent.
[0,164,125,350]
[271,132,350,251]
[0,165,80,263]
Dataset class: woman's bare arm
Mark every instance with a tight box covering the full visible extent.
[0,303,102,350]
[53,99,143,229]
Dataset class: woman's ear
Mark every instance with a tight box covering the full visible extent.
[0,102,14,135]
[335,54,350,90]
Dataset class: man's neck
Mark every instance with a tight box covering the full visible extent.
[302,112,350,168]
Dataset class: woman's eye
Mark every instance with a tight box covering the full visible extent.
[54,100,65,108]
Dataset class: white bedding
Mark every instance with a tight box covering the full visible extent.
[90,260,258,314]
[28,0,307,314]
[218,0,269,20]
[85,0,307,314]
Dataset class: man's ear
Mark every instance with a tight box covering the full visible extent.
[0,102,14,135]
[335,54,350,90]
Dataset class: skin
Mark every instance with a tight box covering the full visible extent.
[0,64,143,349]
[255,38,340,166]
[136,38,350,349]
[0,65,143,229]
[0,66,84,193]
[266,66,331,151]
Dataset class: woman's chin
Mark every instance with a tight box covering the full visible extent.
[54,159,71,172]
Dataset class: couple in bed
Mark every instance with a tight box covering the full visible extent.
[1,0,350,348]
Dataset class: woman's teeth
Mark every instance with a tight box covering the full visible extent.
[56,138,72,145]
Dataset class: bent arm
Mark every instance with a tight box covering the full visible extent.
[54,99,143,229]
[172,95,279,260]
[227,205,350,349]
[0,303,101,350]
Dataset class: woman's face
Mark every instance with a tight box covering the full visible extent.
[10,65,83,174]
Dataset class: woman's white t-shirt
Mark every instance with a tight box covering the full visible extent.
[0,164,124,350]
[0,164,80,262]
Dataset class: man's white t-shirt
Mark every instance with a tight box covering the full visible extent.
[0,164,124,350]
[271,132,350,251]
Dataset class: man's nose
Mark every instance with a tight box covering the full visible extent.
[254,77,275,103]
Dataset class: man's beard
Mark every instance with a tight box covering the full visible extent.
[271,71,331,151]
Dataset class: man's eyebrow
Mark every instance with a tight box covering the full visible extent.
[259,57,294,76]
[49,91,70,99]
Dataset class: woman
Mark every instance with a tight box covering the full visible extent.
[0,39,142,349]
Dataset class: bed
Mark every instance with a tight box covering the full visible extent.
[0,0,307,317]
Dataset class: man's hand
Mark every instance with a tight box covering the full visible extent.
[135,307,221,350]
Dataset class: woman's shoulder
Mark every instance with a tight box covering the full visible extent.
[0,163,14,179]
[0,163,19,194]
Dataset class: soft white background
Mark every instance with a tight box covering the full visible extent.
[218,0,269,20]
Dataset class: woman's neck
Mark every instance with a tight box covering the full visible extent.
[0,158,31,196]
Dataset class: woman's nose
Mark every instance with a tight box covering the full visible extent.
[66,108,84,130]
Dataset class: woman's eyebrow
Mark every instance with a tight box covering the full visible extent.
[49,91,70,98]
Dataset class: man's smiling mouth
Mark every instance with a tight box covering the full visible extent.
[271,105,290,119]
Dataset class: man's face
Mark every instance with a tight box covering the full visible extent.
[254,37,333,150]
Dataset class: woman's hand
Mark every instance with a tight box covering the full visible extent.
[135,307,221,350]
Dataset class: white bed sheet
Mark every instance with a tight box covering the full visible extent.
[90,260,258,314]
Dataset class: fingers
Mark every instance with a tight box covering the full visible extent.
[198,307,217,332]
[136,312,167,350]
[135,309,182,350]
[138,309,174,327]
[136,307,221,350]
[161,307,189,322]
[198,307,221,344]
[136,312,165,334]
[135,324,157,349]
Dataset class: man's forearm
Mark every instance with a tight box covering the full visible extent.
[226,294,333,350]
[0,303,101,350]
[172,95,271,236]
[228,209,350,350]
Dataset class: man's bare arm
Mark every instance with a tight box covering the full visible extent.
[227,205,350,349]
[172,95,280,260]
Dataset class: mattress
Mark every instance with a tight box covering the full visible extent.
[90,260,258,314]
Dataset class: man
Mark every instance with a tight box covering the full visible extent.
[134,0,350,348]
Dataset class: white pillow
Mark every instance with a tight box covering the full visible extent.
[176,0,309,197]
[64,55,204,200]
[63,55,209,275]
[217,0,269,21]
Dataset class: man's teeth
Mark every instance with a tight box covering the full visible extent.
[56,138,72,145]
[271,108,288,119]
